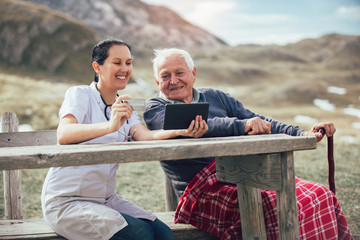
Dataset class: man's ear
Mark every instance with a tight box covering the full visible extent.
[155,78,160,86]
[192,67,197,77]
[192,67,197,83]
[92,61,100,73]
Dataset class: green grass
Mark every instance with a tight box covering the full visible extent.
[0,142,359,238]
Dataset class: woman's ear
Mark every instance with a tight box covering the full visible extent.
[92,61,100,73]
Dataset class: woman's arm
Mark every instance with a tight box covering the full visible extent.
[57,114,115,144]
[132,115,208,141]
[58,96,133,144]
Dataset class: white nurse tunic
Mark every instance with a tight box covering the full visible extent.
[41,82,156,240]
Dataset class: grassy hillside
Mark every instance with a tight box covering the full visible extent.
[0,73,71,130]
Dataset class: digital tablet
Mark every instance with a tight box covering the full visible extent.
[163,102,209,130]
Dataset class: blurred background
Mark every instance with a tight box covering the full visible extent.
[0,0,359,143]
[0,0,359,237]
[1,0,359,144]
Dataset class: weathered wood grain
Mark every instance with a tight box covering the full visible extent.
[0,119,317,240]
[277,152,300,240]
[237,184,266,240]
[0,134,317,170]
[1,112,23,220]
[0,212,219,240]
[216,154,282,190]
[0,130,57,147]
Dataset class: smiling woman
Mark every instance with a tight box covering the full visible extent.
[40,39,208,240]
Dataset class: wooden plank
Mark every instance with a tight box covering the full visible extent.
[216,154,282,190]
[0,135,317,170]
[3,171,22,220]
[277,152,300,240]
[0,213,219,240]
[156,212,219,240]
[237,184,266,240]
[0,219,64,239]
[1,112,23,220]
[0,130,57,147]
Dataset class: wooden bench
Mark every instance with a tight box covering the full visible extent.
[0,212,218,240]
[0,112,318,240]
[0,112,217,240]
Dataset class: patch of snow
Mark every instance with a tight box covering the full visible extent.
[338,135,357,144]
[343,107,360,119]
[327,86,346,95]
[313,99,335,112]
[352,122,360,129]
[294,115,318,124]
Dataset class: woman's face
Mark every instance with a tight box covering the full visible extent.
[96,44,133,91]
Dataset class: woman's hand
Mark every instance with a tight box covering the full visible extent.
[108,95,133,132]
[180,115,208,138]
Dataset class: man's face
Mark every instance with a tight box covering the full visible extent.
[156,54,196,103]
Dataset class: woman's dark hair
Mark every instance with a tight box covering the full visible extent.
[92,39,132,82]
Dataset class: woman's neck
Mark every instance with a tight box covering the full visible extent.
[96,82,117,105]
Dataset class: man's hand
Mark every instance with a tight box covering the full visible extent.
[302,122,336,142]
[244,117,271,135]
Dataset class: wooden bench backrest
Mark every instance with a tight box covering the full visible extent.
[0,130,57,147]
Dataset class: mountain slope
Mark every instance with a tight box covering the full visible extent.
[22,0,227,48]
[0,0,97,83]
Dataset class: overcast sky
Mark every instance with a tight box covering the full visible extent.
[141,0,360,46]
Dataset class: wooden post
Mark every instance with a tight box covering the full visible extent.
[277,152,299,239]
[216,155,275,240]
[164,173,179,211]
[1,112,23,219]
[237,184,266,239]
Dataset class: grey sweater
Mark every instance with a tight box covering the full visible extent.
[144,87,304,197]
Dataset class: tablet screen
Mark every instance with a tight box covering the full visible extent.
[163,103,209,130]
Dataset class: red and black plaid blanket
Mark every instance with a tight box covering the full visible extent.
[175,160,353,240]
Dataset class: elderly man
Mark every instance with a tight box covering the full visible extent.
[143,48,352,240]
[144,48,335,197]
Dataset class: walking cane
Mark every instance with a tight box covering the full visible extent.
[319,128,336,194]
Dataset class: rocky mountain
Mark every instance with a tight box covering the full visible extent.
[0,0,98,83]
[22,0,227,49]
[0,0,226,83]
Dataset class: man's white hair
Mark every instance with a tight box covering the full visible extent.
[152,48,195,80]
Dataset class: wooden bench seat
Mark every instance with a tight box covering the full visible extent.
[0,212,219,240]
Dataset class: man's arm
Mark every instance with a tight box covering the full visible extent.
[144,98,167,130]
[144,89,305,137]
